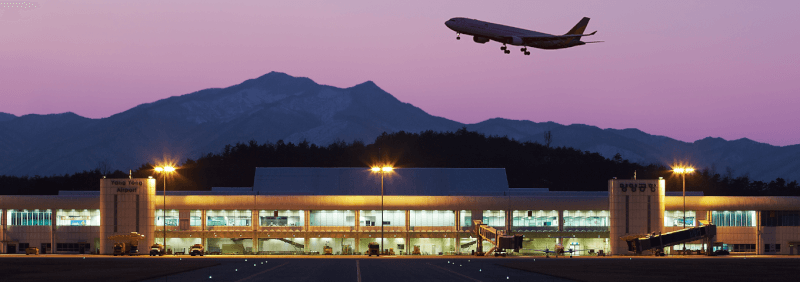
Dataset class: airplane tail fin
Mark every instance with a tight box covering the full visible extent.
[565,17,591,41]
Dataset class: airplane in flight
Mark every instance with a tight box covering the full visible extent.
[444,17,601,55]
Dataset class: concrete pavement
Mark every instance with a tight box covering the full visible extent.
[142,257,574,282]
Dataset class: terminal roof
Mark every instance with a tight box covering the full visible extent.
[252,167,510,196]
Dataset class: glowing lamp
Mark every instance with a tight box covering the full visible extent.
[672,167,695,174]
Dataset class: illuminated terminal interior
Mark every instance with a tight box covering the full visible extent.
[1,167,800,255]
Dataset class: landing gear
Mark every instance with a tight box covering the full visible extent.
[501,44,510,54]
[456,33,460,40]
[520,47,530,56]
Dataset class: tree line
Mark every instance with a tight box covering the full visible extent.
[1,128,797,196]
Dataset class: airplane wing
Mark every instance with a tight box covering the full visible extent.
[533,249,554,253]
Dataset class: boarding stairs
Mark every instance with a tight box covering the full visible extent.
[269,238,305,249]
[473,220,523,256]
[625,224,716,255]
[460,240,478,249]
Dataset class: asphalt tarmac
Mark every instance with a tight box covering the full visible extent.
[142,257,573,282]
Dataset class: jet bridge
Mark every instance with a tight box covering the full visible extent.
[473,220,523,256]
[625,224,716,255]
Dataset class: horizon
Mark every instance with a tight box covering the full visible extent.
[2,1,799,146]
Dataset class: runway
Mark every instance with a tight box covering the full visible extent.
[142,257,572,282]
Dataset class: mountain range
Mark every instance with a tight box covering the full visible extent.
[1,72,798,182]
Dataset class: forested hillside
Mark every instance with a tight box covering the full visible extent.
[1,129,797,196]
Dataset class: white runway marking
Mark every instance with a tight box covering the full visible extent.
[426,262,484,282]
[356,260,362,282]
[234,262,289,282]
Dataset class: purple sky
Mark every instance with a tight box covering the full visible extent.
[2,1,799,146]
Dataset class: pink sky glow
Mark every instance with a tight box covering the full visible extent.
[1,0,799,146]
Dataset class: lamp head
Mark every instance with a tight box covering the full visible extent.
[672,166,695,174]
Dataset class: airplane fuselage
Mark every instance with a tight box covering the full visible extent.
[445,17,586,50]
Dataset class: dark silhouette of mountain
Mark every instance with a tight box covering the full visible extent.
[0,112,16,122]
[0,72,798,182]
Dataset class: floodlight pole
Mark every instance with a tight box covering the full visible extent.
[682,172,686,254]
[381,169,384,256]
[164,172,167,254]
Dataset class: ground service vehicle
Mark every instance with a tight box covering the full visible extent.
[25,247,39,255]
[367,242,380,256]
[113,243,125,256]
[129,244,139,255]
[150,244,165,256]
[190,244,204,256]
[108,232,146,256]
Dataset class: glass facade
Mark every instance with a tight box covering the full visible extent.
[410,210,455,227]
[190,210,202,226]
[711,211,756,227]
[206,210,252,226]
[56,243,91,253]
[7,209,51,226]
[260,210,304,227]
[512,210,558,231]
[664,210,696,227]
[761,211,800,226]
[732,244,756,252]
[482,210,505,228]
[360,210,404,226]
[563,210,608,231]
[310,210,355,226]
[155,209,179,226]
[56,209,100,226]
[672,243,707,251]
[460,210,472,227]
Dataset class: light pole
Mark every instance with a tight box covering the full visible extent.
[155,166,175,254]
[371,165,393,256]
[673,166,694,254]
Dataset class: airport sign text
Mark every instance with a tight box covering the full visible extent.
[619,183,657,192]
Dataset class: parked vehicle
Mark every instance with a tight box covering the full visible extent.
[25,247,39,255]
[367,242,380,256]
[190,244,204,256]
[113,243,125,256]
[150,244,165,256]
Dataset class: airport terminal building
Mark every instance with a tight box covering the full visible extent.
[1,168,799,256]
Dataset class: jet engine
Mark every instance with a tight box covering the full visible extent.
[508,36,523,45]
[473,36,490,44]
